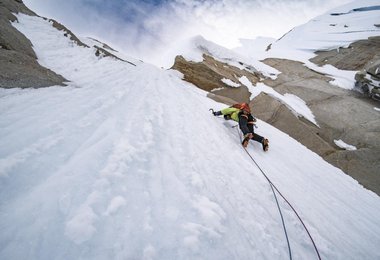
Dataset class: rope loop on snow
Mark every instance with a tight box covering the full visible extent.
[235,126,321,260]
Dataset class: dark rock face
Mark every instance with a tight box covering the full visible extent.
[310,37,380,100]
[355,60,380,101]
[46,18,88,48]
[0,50,66,88]
[0,0,37,58]
[94,45,136,66]
[310,36,380,71]
[0,0,36,18]
[252,92,335,157]
[261,58,380,195]
[89,37,117,52]
[0,1,137,89]
[0,16,35,58]
[172,55,234,92]
[0,0,67,88]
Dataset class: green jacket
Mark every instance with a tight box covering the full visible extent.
[221,107,240,122]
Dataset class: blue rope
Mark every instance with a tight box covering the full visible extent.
[236,126,321,260]
[269,180,292,259]
[236,127,292,259]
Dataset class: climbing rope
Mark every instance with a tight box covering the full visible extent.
[235,126,322,260]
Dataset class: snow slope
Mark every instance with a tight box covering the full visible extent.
[0,13,380,260]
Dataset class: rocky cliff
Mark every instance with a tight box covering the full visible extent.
[0,0,136,89]
[0,0,67,88]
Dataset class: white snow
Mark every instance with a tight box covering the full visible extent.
[104,196,127,216]
[239,77,319,126]
[221,78,241,88]
[0,11,379,260]
[65,205,98,244]
[233,37,275,59]
[306,63,357,90]
[210,87,224,92]
[375,107,380,111]
[334,139,358,151]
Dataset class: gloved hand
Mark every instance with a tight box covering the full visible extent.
[210,108,220,116]
[223,114,231,120]
[213,111,222,116]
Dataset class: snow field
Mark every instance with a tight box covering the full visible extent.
[0,12,379,260]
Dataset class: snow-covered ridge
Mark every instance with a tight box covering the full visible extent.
[270,0,380,54]
[163,35,279,79]
[247,0,380,90]
[80,36,140,64]
[0,10,379,260]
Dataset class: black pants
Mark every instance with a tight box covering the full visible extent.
[244,124,264,143]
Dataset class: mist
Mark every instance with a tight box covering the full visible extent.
[23,0,352,66]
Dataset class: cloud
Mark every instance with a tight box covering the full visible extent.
[23,0,352,66]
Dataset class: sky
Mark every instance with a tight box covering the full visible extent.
[23,0,353,66]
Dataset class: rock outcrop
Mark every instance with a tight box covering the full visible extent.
[310,36,380,71]
[310,36,380,101]
[172,54,262,104]
[0,0,67,88]
[1,0,138,89]
[261,58,380,194]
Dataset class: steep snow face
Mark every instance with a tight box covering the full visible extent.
[1,13,380,260]
[269,0,380,56]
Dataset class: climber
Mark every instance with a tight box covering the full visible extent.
[211,103,269,151]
